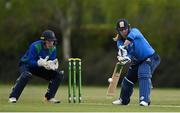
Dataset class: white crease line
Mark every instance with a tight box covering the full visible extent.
[151,104,180,108]
[80,103,180,108]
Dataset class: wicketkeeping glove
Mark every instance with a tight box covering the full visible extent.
[46,59,59,70]
[37,56,49,67]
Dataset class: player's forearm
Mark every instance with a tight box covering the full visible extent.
[123,40,131,47]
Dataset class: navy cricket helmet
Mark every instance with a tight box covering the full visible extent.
[40,30,57,41]
[115,19,130,34]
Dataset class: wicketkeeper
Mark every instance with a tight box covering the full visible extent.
[9,30,64,103]
[112,19,160,106]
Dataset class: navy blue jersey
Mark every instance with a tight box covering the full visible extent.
[20,40,56,67]
[117,28,155,64]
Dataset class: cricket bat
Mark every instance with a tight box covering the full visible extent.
[107,62,123,97]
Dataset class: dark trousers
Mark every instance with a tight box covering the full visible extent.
[9,63,64,100]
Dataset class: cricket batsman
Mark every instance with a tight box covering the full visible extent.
[9,30,64,103]
[112,19,160,106]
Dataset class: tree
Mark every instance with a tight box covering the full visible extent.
[52,0,82,59]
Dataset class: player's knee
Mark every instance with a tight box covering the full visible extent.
[55,70,64,80]
[21,71,32,79]
[138,61,152,78]
[121,77,134,88]
[138,73,151,79]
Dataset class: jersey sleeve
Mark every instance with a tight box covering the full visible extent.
[117,40,124,49]
[27,45,38,67]
[127,31,136,41]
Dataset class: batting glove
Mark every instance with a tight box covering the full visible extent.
[118,46,127,57]
[117,56,131,65]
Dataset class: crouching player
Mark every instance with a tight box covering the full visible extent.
[9,30,64,103]
[112,19,160,106]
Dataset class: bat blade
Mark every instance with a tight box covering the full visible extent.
[107,62,123,97]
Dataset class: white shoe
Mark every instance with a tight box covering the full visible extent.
[140,101,149,106]
[46,98,60,103]
[8,97,17,103]
[112,99,122,105]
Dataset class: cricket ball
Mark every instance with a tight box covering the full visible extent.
[108,78,113,83]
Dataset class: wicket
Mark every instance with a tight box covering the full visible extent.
[68,58,82,103]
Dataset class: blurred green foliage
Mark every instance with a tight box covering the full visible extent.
[0,0,179,87]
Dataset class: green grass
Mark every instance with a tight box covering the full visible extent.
[0,85,180,112]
